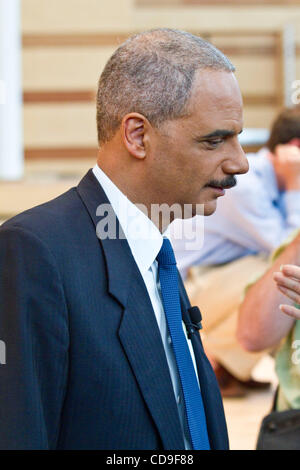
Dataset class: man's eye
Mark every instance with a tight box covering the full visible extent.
[205,139,223,148]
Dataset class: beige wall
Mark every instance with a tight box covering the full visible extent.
[22,1,300,33]
[22,0,300,156]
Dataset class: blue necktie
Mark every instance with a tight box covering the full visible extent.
[157,238,210,450]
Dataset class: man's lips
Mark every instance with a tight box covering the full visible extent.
[206,182,236,190]
[207,183,235,189]
[207,185,226,196]
[205,183,235,196]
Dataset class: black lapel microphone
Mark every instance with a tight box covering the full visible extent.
[187,306,203,331]
[182,306,203,339]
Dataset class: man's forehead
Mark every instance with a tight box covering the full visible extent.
[186,102,243,136]
[187,72,243,132]
[189,69,242,107]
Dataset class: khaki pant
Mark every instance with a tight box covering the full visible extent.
[185,255,270,381]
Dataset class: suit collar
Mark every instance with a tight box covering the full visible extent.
[77,169,134,308]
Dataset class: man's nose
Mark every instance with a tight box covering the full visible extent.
[223,140,249,175]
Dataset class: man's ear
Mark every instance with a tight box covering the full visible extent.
[121,113,149,159]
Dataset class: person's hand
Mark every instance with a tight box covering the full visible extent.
[274,144,300,190]
[273,264,300,319]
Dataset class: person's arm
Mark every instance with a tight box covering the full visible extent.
[0,225,69,449]
[237,232,300,352]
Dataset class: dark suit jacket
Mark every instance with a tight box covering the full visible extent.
[0,170,229,450]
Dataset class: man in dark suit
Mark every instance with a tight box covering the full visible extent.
[0,29,248,449]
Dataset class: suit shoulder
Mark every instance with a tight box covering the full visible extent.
[0,182,103,273]
[1,186,86,237]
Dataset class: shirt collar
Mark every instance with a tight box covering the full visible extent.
[93,164,163,275]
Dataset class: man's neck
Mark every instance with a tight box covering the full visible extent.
[96,160,172,234]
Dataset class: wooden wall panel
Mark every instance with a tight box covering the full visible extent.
[22,0,132,33]
[243,106,278,129]
[23,91,96,104]
[137,0,300,5]
[22,1,300,34]
[24,104,97,147]
[131,6,300,32]
[233,57,276,94]
[25,147,98,159]
[23,48,114,90]
[22,34,132,48]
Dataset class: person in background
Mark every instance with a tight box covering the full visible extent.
[170,106,300,397]
[237,229,300,413]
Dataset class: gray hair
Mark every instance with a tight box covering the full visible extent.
[96,28,235,145]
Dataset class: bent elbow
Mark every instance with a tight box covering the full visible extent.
[238,334,263,353]
[236,323,265,353]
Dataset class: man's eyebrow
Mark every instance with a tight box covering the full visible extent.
[199,129,243,139]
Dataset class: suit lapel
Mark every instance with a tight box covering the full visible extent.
[77,170,133,307]
[77,170,185,449]
[119,274,185,450]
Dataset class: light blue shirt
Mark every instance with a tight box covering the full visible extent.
[171,149,300,278]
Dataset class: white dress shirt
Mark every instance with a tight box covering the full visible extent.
[93,164,199,449]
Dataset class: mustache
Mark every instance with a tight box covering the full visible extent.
[206,175,237,190]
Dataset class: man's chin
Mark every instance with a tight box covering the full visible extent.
[203,200,217,216]
[180,199,217,218]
